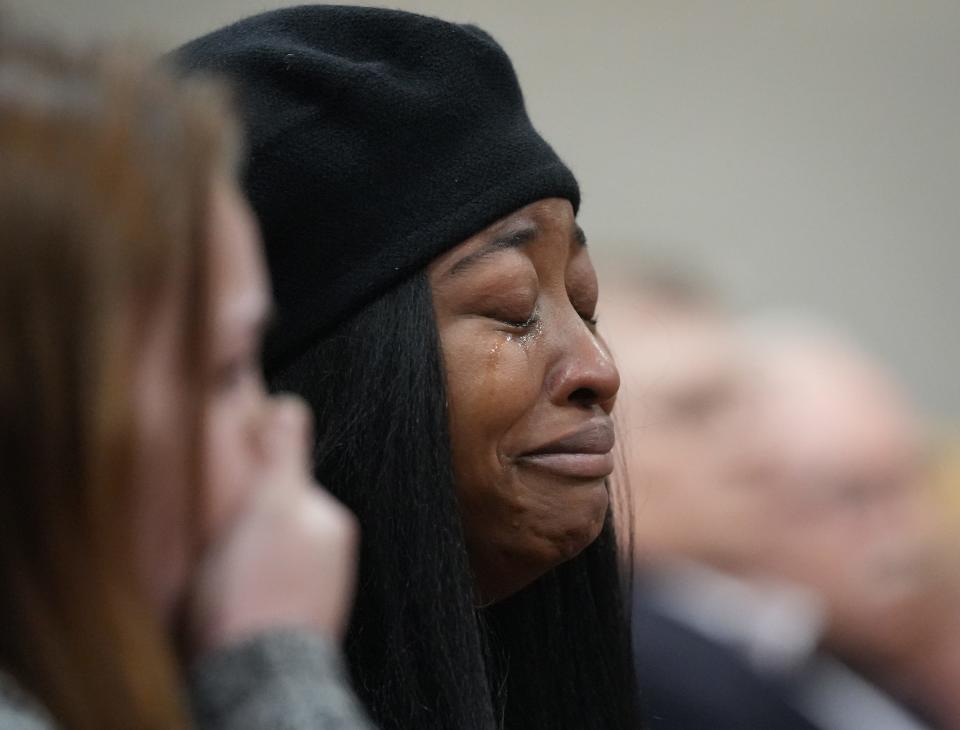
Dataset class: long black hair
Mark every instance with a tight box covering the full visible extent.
[270,271,642,730]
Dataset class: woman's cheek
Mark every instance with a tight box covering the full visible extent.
[447,329,539,442]
[443,325,541,513]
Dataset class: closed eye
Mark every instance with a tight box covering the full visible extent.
[497,311,540,331]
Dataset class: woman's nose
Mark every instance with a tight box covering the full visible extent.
[547,323,620,412]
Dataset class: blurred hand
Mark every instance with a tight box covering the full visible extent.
[186,395,358,657]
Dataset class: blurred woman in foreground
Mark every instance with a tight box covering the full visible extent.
[0,34,370,730]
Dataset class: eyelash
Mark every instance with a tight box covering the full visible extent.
[499,311,598,331]
[500,312,540,330]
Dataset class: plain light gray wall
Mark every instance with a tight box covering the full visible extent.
[9,0,960,421]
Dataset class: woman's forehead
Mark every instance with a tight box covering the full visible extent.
[430,199,584,280]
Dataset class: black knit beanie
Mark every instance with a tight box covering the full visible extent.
[172,4,580,374]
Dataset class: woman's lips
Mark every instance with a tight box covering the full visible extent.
[516,419,616,480]
[517,451,615,480]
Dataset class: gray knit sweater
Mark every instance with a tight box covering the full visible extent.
[0,629,373,729]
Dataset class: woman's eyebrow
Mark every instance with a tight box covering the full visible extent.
[445,224,539,278]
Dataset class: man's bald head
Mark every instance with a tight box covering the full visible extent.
[750,321,939,661]
[601,272,776,571]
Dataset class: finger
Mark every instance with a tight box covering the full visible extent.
[259,395,314,479]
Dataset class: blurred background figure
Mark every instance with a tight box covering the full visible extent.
[0,30,367,730]
[603,266,824,730]
[909,434,960,729]
[603,267,957,730]
[750,321,960,730]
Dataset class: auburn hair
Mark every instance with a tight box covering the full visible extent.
[0,33,235,729]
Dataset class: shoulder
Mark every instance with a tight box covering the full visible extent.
[0,672,57,729]
[632,601,819,730]
[190,629,373,730]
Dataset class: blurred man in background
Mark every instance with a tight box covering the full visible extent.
[603,267,953,730]
[751,323,960,730]
[602,268,823,730]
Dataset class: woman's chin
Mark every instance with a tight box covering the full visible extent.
[469,501,609,605]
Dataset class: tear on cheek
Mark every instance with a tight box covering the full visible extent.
[515,317,543,350]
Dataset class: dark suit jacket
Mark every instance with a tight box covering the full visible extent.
[633,593,822,730]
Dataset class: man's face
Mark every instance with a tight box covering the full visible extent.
[757,346,942,660]
[602,298,775,567]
